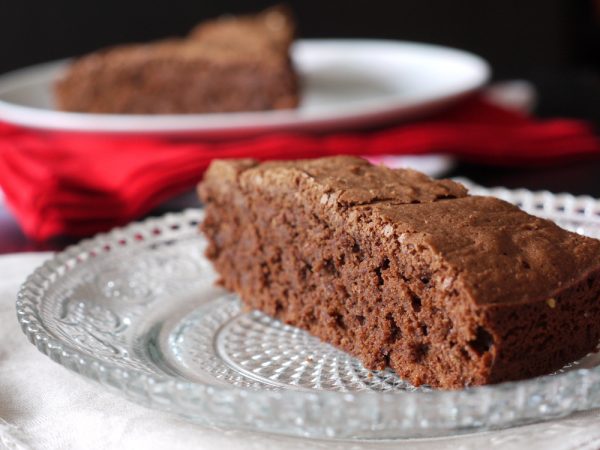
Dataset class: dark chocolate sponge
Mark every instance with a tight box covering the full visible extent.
[198,156,600,389]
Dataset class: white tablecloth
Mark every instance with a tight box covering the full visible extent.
[1,252,600,450]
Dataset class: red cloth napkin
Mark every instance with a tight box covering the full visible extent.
[0,94,599,240]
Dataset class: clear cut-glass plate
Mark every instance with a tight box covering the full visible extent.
[16,184,600,440]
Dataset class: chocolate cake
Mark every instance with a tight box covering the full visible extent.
[198,156,600,389]
[54,6,298,114]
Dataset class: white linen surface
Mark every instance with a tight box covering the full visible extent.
[1,252,600,450]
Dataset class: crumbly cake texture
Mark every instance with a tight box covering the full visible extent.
[198,156,600,389]
[54,6,298,114]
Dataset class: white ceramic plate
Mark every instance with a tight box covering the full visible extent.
[0,39,489,136]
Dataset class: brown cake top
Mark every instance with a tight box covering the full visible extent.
[369,196,600,305]
[190,5,295,55]
[60,5,295,82]
[203,156,600,307]
[220,156,469,206]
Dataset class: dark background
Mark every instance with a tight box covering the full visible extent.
[2,0,600,172]
[0,0,597,73]
[1,0,599,123]
[1,0,600,252]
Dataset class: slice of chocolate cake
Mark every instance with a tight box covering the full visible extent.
[198,156,600,389]
[54,6,298,114]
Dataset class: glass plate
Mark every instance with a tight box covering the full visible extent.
[16,184,600,440]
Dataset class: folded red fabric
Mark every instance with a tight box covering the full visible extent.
[0,94,599,240]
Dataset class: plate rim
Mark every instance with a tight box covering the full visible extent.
[0,38,490,136]
[15,185,600,438]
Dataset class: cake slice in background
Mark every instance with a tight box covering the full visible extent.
[54,5,299,114]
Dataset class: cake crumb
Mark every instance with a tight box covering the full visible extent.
[441,276,454,290]
[547,298,557,309]
[382,224,394,237]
